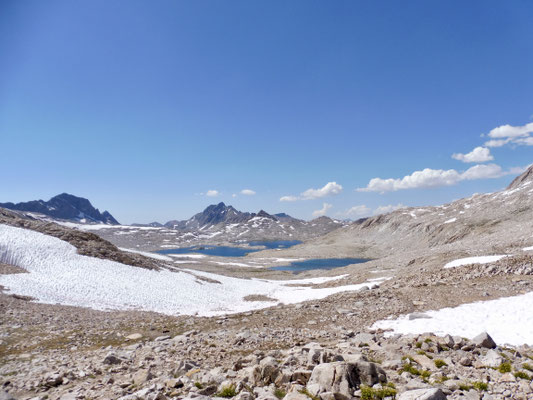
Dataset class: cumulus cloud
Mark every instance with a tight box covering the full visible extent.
[374,204,405,215]
[312,203,332,217]
[240,189,256,196]
[337,203,406,219]
[280,182,343,202]
[206,190,219,197]
[460,164,503,180]
[357,164,512,193]
[514,137,533,146]
[279,195,299,202]
[487,122,533,139]
[483,122,533,148]
[345,205,372,217]
[484,139,510,148]
[452,147,493,163]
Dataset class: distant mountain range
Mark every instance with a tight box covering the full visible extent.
[0,196,345,246]
[0,193,119,224]
[163,202,296,230]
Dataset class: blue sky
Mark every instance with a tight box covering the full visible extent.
[1,0,532,224]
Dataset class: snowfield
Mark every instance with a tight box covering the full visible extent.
[372,292,533,346]
[444,255,507,269]
[0,225,383,317]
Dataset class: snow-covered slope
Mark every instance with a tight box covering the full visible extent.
[0,224,384,316]
[372,291,533,346]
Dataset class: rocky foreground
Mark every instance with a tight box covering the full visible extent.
[2,305,533,400]
[1,253,533,400]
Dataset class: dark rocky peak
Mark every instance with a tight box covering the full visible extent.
[507,164,533,190]
[255,210,277,220]
[0,193,119,224]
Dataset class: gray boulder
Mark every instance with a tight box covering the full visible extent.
[306,361,386,400]
[472,332,496,349]
[480,349,503,368]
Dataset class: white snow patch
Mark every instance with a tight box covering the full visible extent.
[444,255,507,269]
[212,261,261,268]
[444,218,457,224]
[167,254,206,259]
[0,225,382,317]
[119,248,173,261]
[372,291,533,346]
[523,246,533,251]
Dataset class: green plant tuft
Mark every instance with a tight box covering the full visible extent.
[472,381,488,391]
[217,384,237,398]
[274,388,286,399]
[434,359,447,368]
[498,362,512,373]
[298,388,320,400]
[360,385,397,400]
[514,371,532,380]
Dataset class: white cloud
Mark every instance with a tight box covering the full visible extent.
[312,203,332,217]
[374,204,405,215]
[452,147,493,163]
[280,182,343,202]
[484,139,510,148]
[344,205,372,218]
[280,195,299,202]
[206,190,219,197]
[488,122,533,139]
[514,137,533,146]
[337,203,406,218]
[240,189,256,196]
[358,168,462,192]
[357,163,513,193]
[461,163,503,180]
[232,193,237,198]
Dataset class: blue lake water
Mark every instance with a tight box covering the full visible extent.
[158,240,302,257]
[271,258,369,272]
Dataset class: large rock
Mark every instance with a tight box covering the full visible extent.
[480,349,503,368]
[306,361,386,400]
[472,332,496,349]
[398,388,447,400]
[253,357,280,385]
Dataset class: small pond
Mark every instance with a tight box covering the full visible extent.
[158,240,302,257]
[270,257,370,273]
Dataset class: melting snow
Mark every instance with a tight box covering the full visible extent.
[444,218,457,224]
[118,248,173,262]
[0,225,384,317]
[372,292,533,345]
[444,255,507,269]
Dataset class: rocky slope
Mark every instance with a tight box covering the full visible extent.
[259,166,533,264]
[0,193,119,224]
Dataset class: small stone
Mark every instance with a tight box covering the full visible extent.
[126,333,143,340]
[133,369,153,385]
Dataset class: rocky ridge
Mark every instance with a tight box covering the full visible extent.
[0,193,119,225]
[93,204,345,251]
